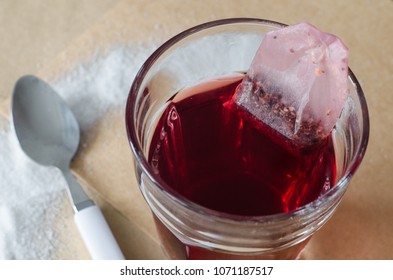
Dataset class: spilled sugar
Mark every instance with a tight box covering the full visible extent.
[54,44,155,131]
[0,123,66,259]
[0,44,155,259]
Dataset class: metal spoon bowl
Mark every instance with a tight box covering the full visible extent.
[11,75,79,168]
[11,75,124,260]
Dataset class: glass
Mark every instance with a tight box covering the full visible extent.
[125,18,369,259]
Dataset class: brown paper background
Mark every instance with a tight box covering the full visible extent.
[0,0,392,259]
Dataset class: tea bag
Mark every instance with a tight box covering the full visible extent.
[233,22,349,146]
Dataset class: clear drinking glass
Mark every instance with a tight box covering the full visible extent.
[125,18,369,259]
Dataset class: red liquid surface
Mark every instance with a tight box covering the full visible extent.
[149,74,336,216]
[148,74,337,258]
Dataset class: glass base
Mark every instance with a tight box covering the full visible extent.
[154,215,310,260]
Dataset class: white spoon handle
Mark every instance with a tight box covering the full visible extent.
[74,205,125,260]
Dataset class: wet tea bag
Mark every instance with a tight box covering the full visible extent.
[233,22,349,146]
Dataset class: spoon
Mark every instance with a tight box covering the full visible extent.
[11,75,125,260]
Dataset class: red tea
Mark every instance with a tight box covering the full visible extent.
[148,74,336,216]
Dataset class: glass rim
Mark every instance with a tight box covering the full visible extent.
[125,18,370,224]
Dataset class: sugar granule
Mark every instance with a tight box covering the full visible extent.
[0,43,155,259]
